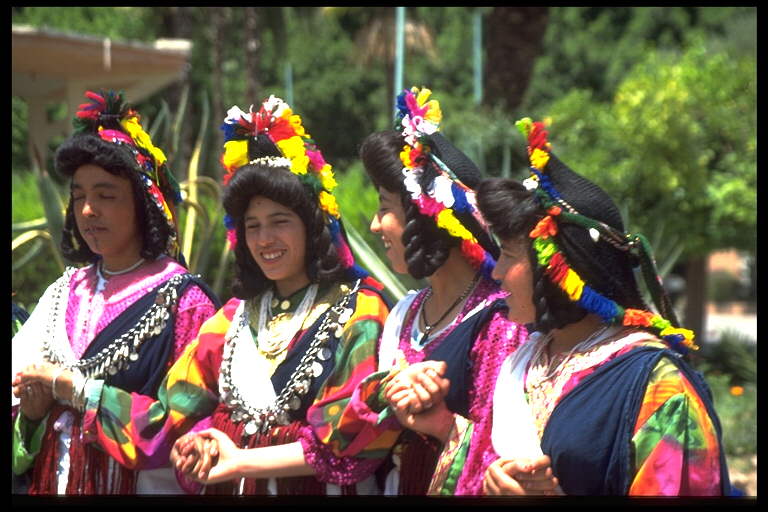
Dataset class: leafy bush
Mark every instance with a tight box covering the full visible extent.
[703,372,756,458]
[691,329,756,385]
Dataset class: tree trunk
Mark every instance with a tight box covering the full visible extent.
[684,255,709,344]
[243,7,262,103]
[210,8,226,182]
[484,7,549,110]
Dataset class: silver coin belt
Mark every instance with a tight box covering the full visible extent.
[42,268,191,380]
[220,280,360,438]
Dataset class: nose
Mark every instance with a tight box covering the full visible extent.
[370,213,381,234]
[256,226,275,246]
[81,197,97,218]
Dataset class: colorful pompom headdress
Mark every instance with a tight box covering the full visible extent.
[517,117,696,354]
[220,95,367,280]
[395,86,498,276]
[73,90,182,261]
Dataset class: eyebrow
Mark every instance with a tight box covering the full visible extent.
[244,212,293,222]
[70,182,119,191]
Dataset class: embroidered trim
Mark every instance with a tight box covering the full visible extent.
[220,280,360,438]
[42,268,193,379]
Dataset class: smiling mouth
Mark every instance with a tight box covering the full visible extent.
[382,239,392,249]
[84,227,107,235]
[262,250,286,262]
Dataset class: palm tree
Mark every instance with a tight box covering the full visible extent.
[484,7,549,111]
[324,7,437,115]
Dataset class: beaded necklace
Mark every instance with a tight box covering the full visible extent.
[220,280,358,438]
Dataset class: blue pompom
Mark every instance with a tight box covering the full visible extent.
[578,286,619,323]
[220,122,237,142]
[223,213,235,230]
[662,333,690,355]
[451,183,472,214]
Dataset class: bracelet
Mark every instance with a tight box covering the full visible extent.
[51,367,67,402]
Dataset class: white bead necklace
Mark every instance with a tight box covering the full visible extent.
[256,284,319,357]
[95,257,146,293]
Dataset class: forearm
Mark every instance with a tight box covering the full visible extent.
[229,441,315,481]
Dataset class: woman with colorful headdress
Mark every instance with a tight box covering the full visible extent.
[454,118,730,495]
[17,94,394,495]
[325,87,526,495]
[11,90,222,494]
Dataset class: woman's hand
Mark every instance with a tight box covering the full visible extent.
[13,363,74,401]
[173,428,242,485]
[384,360,450,414]
[483,455,562,495]
[16,381,54,422]
[171,432,219,482]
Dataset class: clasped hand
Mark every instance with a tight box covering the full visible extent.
[12,362,66,421]
[383,361,454,442]
[170,428,239,485]
[483,455,562,495]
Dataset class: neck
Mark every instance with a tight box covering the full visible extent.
[101,254,145,274]
[424,247,477,311]
[549,314,606,354]
[274,273,311,298]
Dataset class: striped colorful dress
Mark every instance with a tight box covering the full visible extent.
[434,328,728,495]
[79,277,394,494]
[11,257,220,494]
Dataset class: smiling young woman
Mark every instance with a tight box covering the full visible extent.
[16,95,394,496]
[326,87,526,496]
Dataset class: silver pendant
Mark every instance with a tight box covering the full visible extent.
[129,351,139,362]
[334,326,344,338]
[244,421,258,436]
[271,298,279,309]
[289,395,302,410]
[318,347,332,361]
[337,308,353,324]
[311,361,324,378]
[280,300,291,311]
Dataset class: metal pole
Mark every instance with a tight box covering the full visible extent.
[394,6,405,114]
[473,9,485,173]
[285,61,294,107]
[473,9,483,105]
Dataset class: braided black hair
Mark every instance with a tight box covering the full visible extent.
[477,176,649,333]
[359,130,459,279]
[55,134,172,265]
[222,138,346,300]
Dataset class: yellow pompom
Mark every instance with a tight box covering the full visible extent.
[290,154,309,175]
[530,148,550,170]
[289,114,306,137]
[276,136,305,160]
[436,209,475,241]
[318,164,337,191]
[222,140,249,170]
[562,269,585,301]
[416,87,432,106]
[318,191,340,217]
[423,100,442,125]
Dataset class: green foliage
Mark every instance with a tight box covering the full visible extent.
[523,7,755,112]
[541,40,755,258]
[12,6,159,42]
[12,97,29,171]
[702,372,756,458]
[692,329,756,385]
